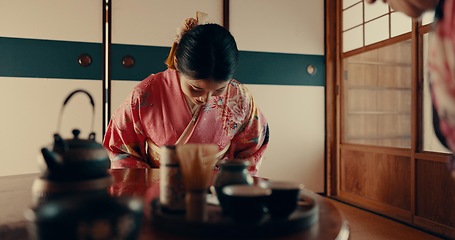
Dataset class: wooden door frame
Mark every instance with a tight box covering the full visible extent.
[325,1,455,237]
[324,0,340,196]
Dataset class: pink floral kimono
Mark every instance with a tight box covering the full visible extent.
[103,69,269,175]
[429,0,455,170]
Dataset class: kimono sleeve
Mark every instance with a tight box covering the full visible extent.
[427,0,455,171]
[103,88,149,168]
[227,98,270,176]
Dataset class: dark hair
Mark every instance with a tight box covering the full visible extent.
[175,24,239,82]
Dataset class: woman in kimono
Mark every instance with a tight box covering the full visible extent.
[366,0,455,174]
[103,14,269,175]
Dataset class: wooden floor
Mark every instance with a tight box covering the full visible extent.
[326,198,444,240]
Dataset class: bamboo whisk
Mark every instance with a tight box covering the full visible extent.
[176,144,218,221]
[176,144,218,191]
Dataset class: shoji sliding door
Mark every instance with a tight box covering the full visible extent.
[0,1,103,176]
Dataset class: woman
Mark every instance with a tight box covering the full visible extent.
[103,15,269,175]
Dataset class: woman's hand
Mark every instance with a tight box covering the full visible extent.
[365,0,439,18]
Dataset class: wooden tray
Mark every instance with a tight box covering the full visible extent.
[149,191,319,239]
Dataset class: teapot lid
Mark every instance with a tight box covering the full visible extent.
[51,129,105,157]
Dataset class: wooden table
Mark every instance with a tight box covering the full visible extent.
[0,169,349,240]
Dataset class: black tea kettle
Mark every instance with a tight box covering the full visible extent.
[26,89,144,240]
[33,89,113,204]
[39,89,110,181]
[40,128,110,181]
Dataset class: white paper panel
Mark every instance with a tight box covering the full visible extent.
[343,3,363,31]
[230,0,324,54]
[247,84,325,192]
[365,16,389,45]
[365,1,389,22]
[343,0,361,10]
[343,26,363,52]
[0,0,101,42]
[110,81,139,114]
[422,10,435,26]
[391,12,412,37]
[0,77,103,176]
[112,0,223,46]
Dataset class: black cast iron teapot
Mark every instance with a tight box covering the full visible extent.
[39,89,110,182]
[27,90,143,240]
[40,129,110,181]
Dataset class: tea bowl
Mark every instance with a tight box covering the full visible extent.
[266,181,303,219]
[222,184,271,224]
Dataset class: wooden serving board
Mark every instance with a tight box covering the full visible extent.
[149,192,319,239]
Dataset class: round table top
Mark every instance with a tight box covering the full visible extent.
[0,168,349,240]
[108,168,349,240]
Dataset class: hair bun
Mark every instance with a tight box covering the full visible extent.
[165,11,210,69]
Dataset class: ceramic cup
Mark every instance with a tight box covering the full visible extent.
[267,181,303,219]
[222,185,271,224]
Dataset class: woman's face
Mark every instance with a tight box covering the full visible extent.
[179,73,229,106]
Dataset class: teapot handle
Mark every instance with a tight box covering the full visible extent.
[56,89,95,136]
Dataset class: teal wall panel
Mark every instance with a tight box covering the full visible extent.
[0,37,102,80]
[236,51,325,86]
[0,37,325,86]
[111,44,169,81]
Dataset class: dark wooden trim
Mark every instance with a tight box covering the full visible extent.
[415,21,424,153]
[415,152,451,163]
[341,143,411,156]
[414,216,455,239]
[102,0,106,134]
[223,0,229,30]
[102,0,112,135]
[324,0,339,196]
[418,24,432,34]
[410,19,420,224]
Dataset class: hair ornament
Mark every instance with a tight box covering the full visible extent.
[165,11,210,69]
[174,11,209,43]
